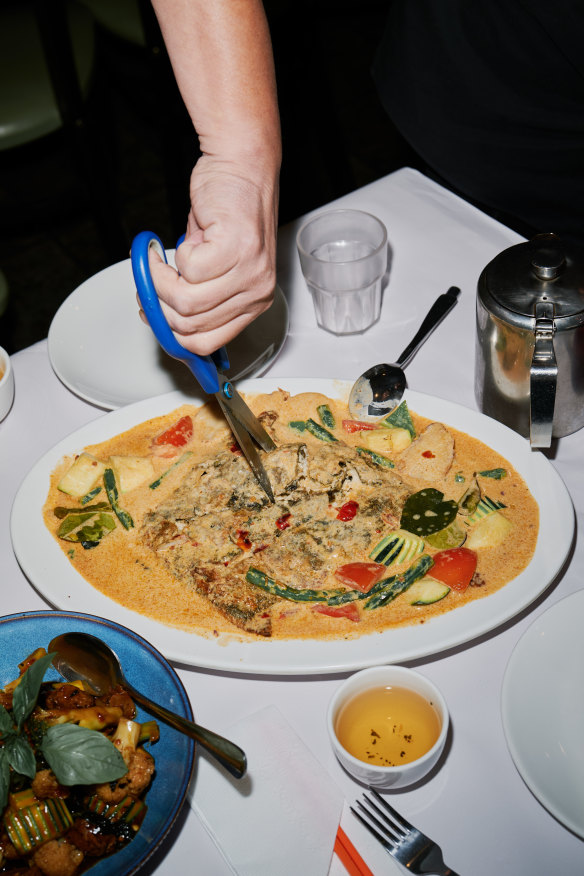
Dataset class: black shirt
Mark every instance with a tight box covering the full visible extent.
[372,1,584,244]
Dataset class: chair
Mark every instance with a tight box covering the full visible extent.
[0,0,127,260]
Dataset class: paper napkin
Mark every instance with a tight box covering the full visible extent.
[189,705,344,876]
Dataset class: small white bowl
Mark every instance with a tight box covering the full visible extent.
[0,346,14,422]
[327,665,449,789]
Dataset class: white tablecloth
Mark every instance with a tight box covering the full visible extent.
[1,168,583,875]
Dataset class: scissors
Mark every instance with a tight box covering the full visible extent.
[130,231,276,502]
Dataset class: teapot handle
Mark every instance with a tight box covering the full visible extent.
[530,301,557,448]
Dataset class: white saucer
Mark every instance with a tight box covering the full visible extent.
[501,589,584,838]
[48,253,289,409]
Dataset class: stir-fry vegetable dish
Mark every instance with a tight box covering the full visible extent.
[0,649,158,874]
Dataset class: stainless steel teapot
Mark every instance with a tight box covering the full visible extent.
[475,233,584,447]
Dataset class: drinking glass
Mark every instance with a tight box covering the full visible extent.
[296,209,388,335]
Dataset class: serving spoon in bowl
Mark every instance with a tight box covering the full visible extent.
[348,286,460,421]
[49,632,247,779]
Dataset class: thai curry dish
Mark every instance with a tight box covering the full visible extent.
[44,391,539,640]
[0,648,158,874]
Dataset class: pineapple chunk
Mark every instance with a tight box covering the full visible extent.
[110,455,155,493]
[362,427,411,455]
[57,453,106,498]
[466,512,513,549]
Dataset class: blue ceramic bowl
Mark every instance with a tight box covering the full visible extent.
[0,611,195,875]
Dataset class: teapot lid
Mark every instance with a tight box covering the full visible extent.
[481,233,584,323]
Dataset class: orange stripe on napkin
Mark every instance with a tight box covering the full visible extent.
[334,826,375,876]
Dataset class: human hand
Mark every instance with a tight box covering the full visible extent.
[143,153,279,357]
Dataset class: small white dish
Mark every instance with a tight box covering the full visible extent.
[48,253,289,409]
[502,589,584,838]
[327,665,449,789]
[0,345,15,421]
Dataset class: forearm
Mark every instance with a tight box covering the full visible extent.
[146,0,281,355]
[151,0,281,178]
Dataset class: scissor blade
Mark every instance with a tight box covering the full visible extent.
[217,397,275,503]
[216,375,276,452]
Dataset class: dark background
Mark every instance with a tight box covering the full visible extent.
[0,0,419,354]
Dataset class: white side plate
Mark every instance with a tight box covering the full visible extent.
[502,589,584,838]
[48,254,289,409]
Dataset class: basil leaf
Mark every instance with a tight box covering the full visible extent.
[0,750,10,812]
[0,704,15,740]
[12,652,55,730]
[6,735,36,780]
[41,724,128,785]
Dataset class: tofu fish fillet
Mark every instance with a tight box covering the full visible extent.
[140,442,412,636]
[397,423,455,481]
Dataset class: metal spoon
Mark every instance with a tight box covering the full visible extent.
[48,632,247,779]
[348,286,460,421]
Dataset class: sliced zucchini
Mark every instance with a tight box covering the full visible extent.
[360,429,392,453]
[425,520,467,549]
[369,530,425,567]
[465,495,506,525]
[388,427,412,453]
[139,720,160,744]
[9,788,37,811]
[110,455,155,493]
[87,794,146,825]
[361,427,410,454]
[380,400,416,438]
[466,512,513,549]
[408,578,451,605]
[57,453,106,498]
[4,798,73,854]
[363,554,434,610]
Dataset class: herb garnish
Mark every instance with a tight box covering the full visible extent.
[0,653,127,810]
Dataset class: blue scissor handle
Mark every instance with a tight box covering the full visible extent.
[130,231,230,395]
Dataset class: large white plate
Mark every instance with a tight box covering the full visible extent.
[11,379,574,675]
[48,254,289,409]
[501,590,584,838]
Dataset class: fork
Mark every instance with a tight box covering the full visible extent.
[350,789,461,876]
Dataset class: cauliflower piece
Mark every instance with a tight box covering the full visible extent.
[33,839,83,876]
[95,747,154,803]
[31,769,67,800]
